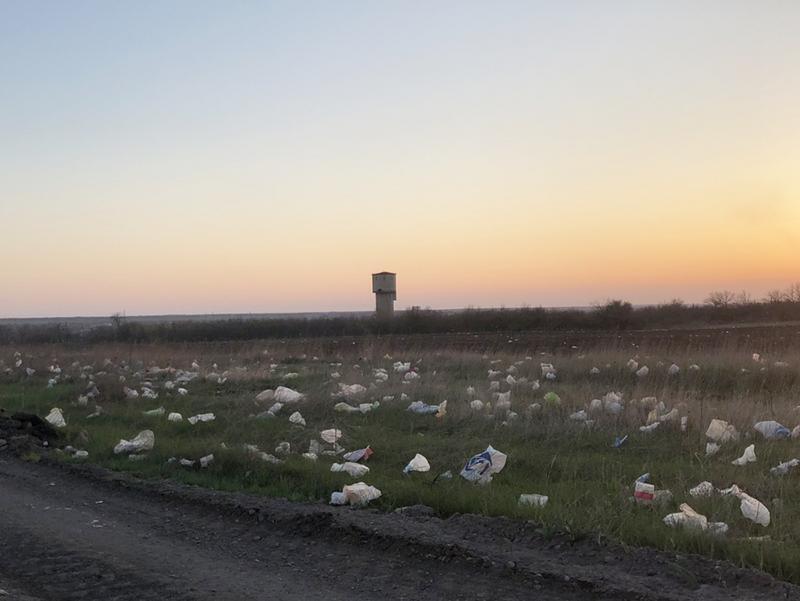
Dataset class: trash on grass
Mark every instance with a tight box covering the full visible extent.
[403,453,430,474]
[113,430,155,455]
[45,408,66,428]
[731,444,756,466]
[519,493,548,507]
[460,445,507,485]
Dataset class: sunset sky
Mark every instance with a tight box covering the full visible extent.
[1,1,798,317]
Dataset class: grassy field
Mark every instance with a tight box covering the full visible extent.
[2,332,800,583]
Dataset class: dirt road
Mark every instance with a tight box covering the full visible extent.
[0,457,796,601]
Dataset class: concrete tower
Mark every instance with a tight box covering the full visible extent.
[372,272,396,318]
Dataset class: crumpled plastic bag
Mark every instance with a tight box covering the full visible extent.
[403,453,430,474]
[706,419,738,444]
[663,503,708,530]
[188,412,215,425]
[167,412,183,422]
[338,383,367,399]
[274,386,304,404]
[331,462,370,478]
[719,484,770,526]
[343,446,373,463]
[519,493,548,507]
[114,430,155,455]
[407,400,446,416]
[753,420,790,440]
[330,482,382,506]
[45,408,66,428]
[320,428,342,444]
[460,445,507,485]
[689,481,714,497]
[770,458,800,476]
[289,411,306,426]
[731,444,757,466]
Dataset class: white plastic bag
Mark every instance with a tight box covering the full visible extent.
[45,408,66,429]
[731,444,756,466]
[167,412,183,422]
[519,494,548,507]
[460,446,508,485]
[188,412,215,425]
[274,386,303,403]
[706,419,738,444]
[114,430,155,455]
[342,482,382,506]
[663,503,708,530]
[403,453,430,474]
[331,462,370,478]
[289,411,306,426]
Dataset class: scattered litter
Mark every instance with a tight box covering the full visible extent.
[167,412,183,422]
[255,389,275,402]
[199,453,214,468]
[612,435,628,448]
[732,444,757,466]
[719,484,770,526]
[663,503,708,531]
[331,462,370,478]
[338,383,367,398]
[275,441,291,455]
[706,442,720,457]
[44,408,66,429]
[634,481,655,505]
[274,386,304,403]
[289,411,306,427]
[754,420,790,440]
[320,428,343,444]
[403,453,430,474]
[143,407,165,417]
[343,446,373,463]
[519,493,548,507]
[113,430,155,455]
[706,419,738,444]
[188,413,215,425]
[770,458,800,476]
[460,446,507,485]
[330,482,382,506]
[689,481,714,497]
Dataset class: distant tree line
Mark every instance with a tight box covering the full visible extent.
[1,283,799,345]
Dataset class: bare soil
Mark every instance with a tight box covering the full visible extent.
[0,457,797,600]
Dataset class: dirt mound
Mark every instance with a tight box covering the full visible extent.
[0,410,59,454]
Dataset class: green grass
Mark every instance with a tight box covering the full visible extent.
[2,342,800,582]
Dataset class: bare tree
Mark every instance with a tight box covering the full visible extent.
[786,283,800,303]
[705,290,736,308]
[764,289,785,303]
[735,290,753,305]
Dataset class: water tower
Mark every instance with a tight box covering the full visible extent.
[372,272,396,318]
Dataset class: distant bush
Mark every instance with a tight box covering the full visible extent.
[2,284,800,345]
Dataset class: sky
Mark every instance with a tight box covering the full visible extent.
[1,1,798,317]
